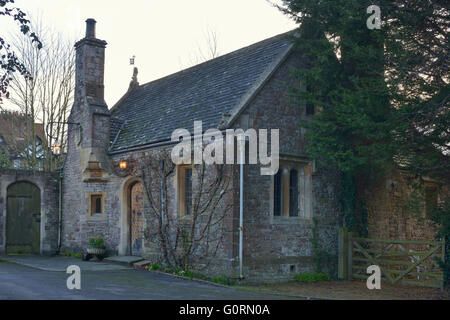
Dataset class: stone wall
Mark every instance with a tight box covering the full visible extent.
[60,121,124,254]
[107,149,239,278]
[229,49,342,283]
[365,167,446,242]
[0,169,60,254]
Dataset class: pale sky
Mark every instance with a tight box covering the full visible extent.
[0,0,297,107]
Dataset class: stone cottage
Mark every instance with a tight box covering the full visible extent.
[58,19,342,282]
[1,18,446,284]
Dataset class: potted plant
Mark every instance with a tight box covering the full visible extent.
[86,236,106,260]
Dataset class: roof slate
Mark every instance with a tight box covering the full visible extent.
[109,31,294,153]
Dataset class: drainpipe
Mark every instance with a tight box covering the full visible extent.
[57,172,63,253]
[238,135,245,280]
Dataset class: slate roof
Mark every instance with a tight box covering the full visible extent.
[109,116,126,146]
[109,31,295,153]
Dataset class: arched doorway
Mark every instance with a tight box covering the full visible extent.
[6,181,41,254]
[129,181,144,256]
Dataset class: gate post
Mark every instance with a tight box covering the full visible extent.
[442,237,447,291]
[338,227,348,280]
[347,232,353,280]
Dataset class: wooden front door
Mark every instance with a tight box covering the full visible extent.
[6,182,41,254]
[130,182,144,256]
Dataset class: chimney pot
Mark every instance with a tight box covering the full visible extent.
[86,18,96,38]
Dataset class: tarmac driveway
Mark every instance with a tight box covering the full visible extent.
[0,256,297,300]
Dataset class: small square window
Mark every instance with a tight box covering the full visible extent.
[91,195,102,215]
[87,193,105,220]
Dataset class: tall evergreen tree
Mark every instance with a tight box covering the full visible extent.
[275,0,449,232]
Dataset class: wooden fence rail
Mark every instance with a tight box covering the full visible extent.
[338,227,445,290]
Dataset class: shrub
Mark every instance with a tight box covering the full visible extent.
[149,263,160,271]
[88,236,105,248]
[295,272,331,283]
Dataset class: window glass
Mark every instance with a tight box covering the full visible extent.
[289,169,299,217]
[274,170,282,216]
[185,168,192,216]
[91,195,102,215]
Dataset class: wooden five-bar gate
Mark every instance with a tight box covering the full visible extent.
[338,227,445,289]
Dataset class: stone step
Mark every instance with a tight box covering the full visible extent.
[133,260,151,270]
[103,256,144,266]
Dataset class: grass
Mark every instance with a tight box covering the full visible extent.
[294,272,331,283]
[64,252,82,259]
[145,263,234,285]
[212,276,236,286]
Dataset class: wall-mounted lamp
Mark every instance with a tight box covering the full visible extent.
[52,144,61,155]
[119,160,127,169]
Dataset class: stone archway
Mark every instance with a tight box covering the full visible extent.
[6,181,41,254]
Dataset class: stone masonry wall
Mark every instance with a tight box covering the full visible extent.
[0,169,60,254]
[108,149,238,278]
[61,117,124,254]
[365,167,445,242]
[230,49,342,283]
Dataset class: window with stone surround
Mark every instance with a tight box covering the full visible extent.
[86,192,106,220]
[177,165,193,216]
[272,162,312,219]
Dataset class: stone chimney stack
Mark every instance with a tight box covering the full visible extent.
[70,19,111,182]
[86,18,96,38]
[74,19,107,106]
